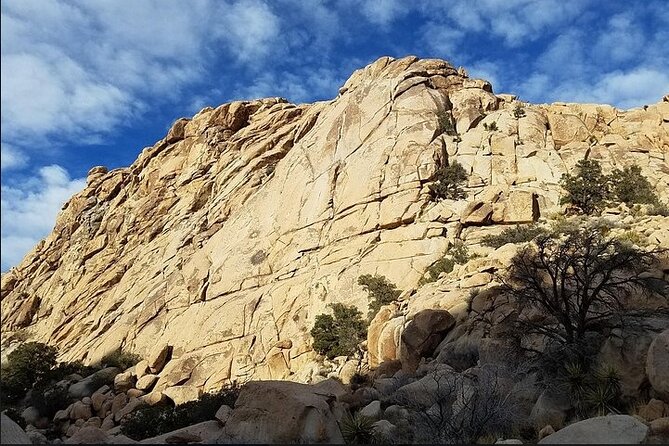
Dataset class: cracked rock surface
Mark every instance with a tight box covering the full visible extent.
[1,56,668,393]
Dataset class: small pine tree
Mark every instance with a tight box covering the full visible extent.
[311,304,367,359]
[513,104,526,118]
[358,274,401,320]
[609,164,658,206]
[560,159,610,214]
[429,162,468,201]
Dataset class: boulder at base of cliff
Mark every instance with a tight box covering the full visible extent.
[222,380,344,444]
[646,329,669,401]
[1,413,31,444]
[538,415,648,444]
[400,309,455,372]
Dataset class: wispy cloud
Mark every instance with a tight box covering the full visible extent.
[1,165,86,270]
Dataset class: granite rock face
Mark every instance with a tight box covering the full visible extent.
[1,56,668,396]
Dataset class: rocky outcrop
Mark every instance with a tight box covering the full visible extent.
[1,413,31,444]
[538,415,649,444]
[1,56,668,398]
[222,380,344,443]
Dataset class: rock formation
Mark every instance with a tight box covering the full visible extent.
[1,56,668,397]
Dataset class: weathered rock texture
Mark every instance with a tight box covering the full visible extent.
[2,56,668,395]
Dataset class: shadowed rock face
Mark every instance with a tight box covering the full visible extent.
[1,56,668,394]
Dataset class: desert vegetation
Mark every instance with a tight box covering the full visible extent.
[429,161,468,201]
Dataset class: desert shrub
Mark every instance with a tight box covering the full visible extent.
[429,162,468,201]
[609,165,658,206]
[340,411,378,444]
[419,257,455,285]
[311,303,367,359]
[0,342,58,404]
[648,202,669,216]
[617,230,647,247]
[449,240,470,264]
[498,226,667,348]
[122,385,240,440]
[358,274,401,320]
[100,349,141,370]
[560,159,610,214]
[400,368,519,444]
[349,372,371,391]
[48,360,100,382]
[436,110,457,136]
[513,104,526,118]
[419,241,470,285]
[30,382,71,418]
[480,225,547,248]
[483,121,498,131]
[556,362,622,418]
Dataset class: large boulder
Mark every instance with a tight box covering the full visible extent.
[538,415,648,444]
[140,420,221,444]
[399,309,455,372]
[1,413,31,444]
[68,367,120,399]
[222,381,344,444]
[147,344,171,374]
[646,329,669,400]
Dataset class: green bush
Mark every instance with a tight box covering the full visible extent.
[339,411,378,444]
[358,274,401,320]
[30,382,71,419]
[483,121,498,131]
[560,159,610,214]
[648,202,669,216]
[481,225,547,248]
[419,241,470,285]
[429,161,468,201]
[311,303,367,359]
[437,110,457,136]
[513,104,526,118]
[419,257,455,285]
[609,164,659,206]
[557,362,622,418]
[100,349,141,370]
[0,342,58,404]
[122,385,240,440]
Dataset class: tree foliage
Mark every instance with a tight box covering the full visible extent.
[358,274,401,320]
[609,164,659,206]
[481,224,547,248]
[500,226,668,348]
[311,303,367,359]
[0,342,58,403]
[121,385,240,440]
[560,159,610,214]
[560,159,662,214]
[429,162,468,201]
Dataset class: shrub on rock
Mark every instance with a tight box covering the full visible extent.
[311,303,367,359]
[358,274,401,320]
[429,162,468,201]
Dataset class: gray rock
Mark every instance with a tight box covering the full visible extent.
[113,371,135,392]
[1,414,31,444]
[359,400,382,420]
[646,329,669,400]
[372,419,396,440]
[538,415,649,444]
[139,420,222,444]
[215,405,232,424]
[26,429,48,444]
[21,406,40,426]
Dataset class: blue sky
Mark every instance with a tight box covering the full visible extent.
[1,0,668,271]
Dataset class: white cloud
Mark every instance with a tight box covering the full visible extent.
[561,68,669,109]
[359,0,407,26]
[217,0,281,62]
[1,143,27,171]
[1,165,85,271]
[233,68,344,103]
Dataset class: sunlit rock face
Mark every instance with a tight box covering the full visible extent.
[1,56,667,393]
